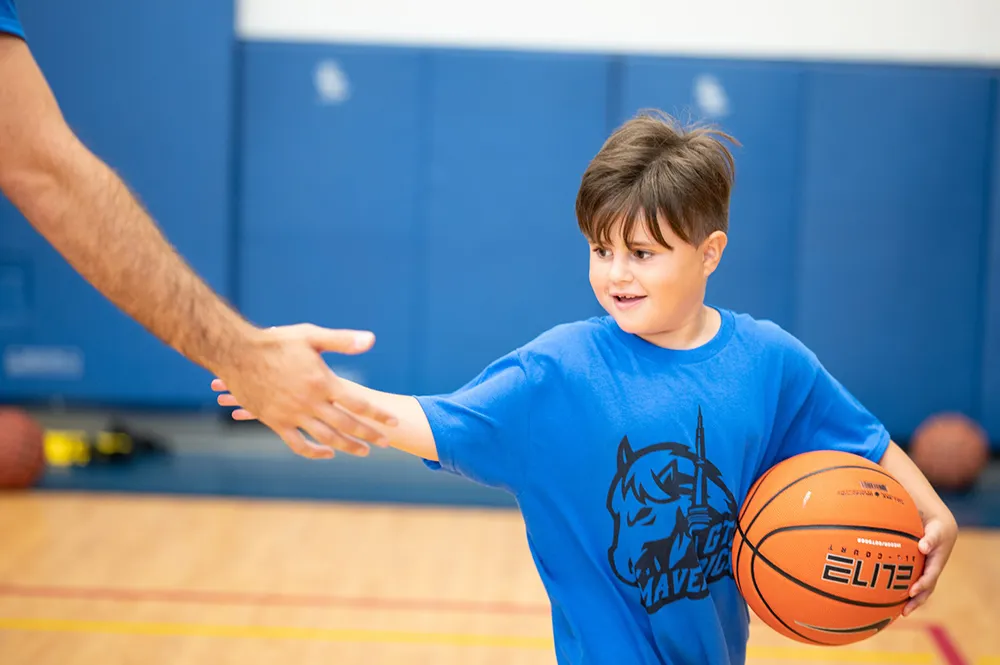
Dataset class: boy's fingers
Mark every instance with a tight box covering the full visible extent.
[301,417,369,457]
[918,522,940,555]
[329,382,399,427]
[903,590,929,617]
[314,402,389,448]
[277,427,335,460]
[910,552,944,598]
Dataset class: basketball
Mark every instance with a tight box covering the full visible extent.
[908,412,989,492]
[0,407,47,490]
[732,450,925,646]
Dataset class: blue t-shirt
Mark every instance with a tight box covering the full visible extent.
[0,0,24,39]
[417,307,889,665]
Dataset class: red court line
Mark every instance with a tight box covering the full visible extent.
[925,623,969,665]
[0,584,551,616]
[0,583,972,664]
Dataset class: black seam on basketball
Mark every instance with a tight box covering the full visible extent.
[739,465,777,522]
[735,465,779,581]
[793,617,893,637]
[739,463,901,548]
[743,463,900,540]
[761,524,922,543]
[735,524,913,609]
[750,549,824,645]
[732,531,745,597]
[735,463,896,597]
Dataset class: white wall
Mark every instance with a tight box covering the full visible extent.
[238,0,1000,66]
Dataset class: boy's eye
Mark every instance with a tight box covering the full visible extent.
[592,247,610,258]
[633,250,652,260]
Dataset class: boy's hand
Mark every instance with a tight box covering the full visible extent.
[902,512,958,616]
[874,441,958,619]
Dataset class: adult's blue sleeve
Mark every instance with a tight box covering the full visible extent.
[0,0,25,40]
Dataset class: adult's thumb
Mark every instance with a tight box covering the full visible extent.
[308,328,375,354]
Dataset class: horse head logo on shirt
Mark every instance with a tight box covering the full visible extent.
[606,407,738,613]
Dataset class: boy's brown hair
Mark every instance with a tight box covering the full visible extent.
[576,109,739,249]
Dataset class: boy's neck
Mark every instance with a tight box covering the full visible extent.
[639,305,721,351]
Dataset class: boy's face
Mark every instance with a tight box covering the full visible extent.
[588,217,725,343]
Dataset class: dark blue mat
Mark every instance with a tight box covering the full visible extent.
[35,451,517,509]
[34,451,1000,528]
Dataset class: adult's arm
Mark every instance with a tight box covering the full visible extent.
[0,35,397,458]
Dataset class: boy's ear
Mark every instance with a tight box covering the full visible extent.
[701,231,728,276]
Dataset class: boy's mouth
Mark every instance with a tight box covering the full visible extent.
[612,294,646,308]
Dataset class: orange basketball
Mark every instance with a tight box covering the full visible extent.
[0,407,46,490]
[908,412,989,492]
[732,450,925,646]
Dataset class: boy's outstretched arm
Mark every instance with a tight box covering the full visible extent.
[213,379,439,462]
[876,440,958,617]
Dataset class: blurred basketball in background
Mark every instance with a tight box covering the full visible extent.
[908,412,989,492]
[0,407,46,490]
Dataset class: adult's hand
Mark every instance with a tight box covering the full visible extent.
[215,324,397,459]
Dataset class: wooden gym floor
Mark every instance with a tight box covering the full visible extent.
[0,492,996,665]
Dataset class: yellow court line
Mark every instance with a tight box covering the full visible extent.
[747,649,933,664]
[4,618,548,649]
[0,617,935,662]
[976,658,1000,665]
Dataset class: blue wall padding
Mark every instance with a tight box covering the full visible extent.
[238,43,424,394]
[794,65,994,438]
[0,0,235,406]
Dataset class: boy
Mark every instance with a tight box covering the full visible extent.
[214,110,957,664]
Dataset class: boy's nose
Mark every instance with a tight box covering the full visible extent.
[609,257,632,283]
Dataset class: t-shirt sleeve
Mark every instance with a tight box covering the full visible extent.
[415,348,535,494]
[767,330,890,466]
[0,1,25,39]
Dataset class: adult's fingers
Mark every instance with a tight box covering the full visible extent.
[304,326,376,355]
[217,393,240,407]
[231,408,257,421]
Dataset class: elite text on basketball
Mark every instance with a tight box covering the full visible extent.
[821,552,915,591]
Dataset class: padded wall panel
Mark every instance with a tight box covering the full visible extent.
[619,58,804,330]
[981,76,1000,446]
[796,65,994,438]
[238,43,422,393]
[419,49,610,394]
[0,0,235,406]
